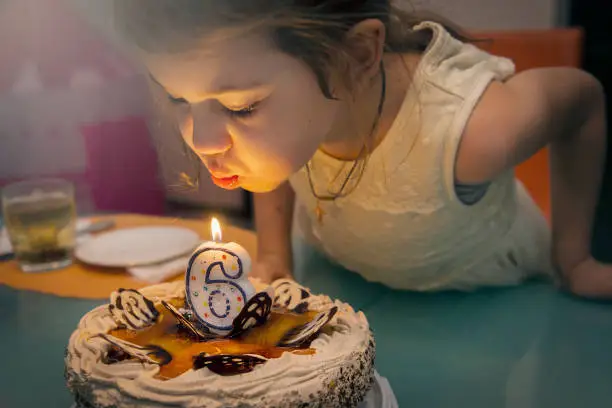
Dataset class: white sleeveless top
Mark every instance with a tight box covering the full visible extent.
[289,21,554,291]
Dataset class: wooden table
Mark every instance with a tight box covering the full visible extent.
[0,213,257,299]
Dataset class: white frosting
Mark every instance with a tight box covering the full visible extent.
[66,281,373,408]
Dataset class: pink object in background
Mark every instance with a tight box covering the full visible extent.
[0,0,134,91]
[81,117,166,215]
[0,0,168,215]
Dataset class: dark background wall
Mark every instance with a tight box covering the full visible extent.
[570,0,612,261]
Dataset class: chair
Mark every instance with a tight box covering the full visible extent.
[471,28,585,221]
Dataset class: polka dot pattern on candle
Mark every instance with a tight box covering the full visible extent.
[186,244,255,336]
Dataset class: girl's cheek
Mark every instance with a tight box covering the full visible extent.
[175,108,194,145]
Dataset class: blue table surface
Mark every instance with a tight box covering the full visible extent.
[2,243,612,408]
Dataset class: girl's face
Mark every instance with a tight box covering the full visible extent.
[143,34,341,193]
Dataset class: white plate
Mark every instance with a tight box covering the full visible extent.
[75,226,200,268]
[359,371,399,408]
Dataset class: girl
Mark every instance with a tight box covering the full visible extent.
[114,1,609,298]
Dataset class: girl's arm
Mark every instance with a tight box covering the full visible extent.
[455,67,609,298]
[252,181,295,282]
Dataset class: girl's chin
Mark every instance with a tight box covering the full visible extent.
[238,178,283,193]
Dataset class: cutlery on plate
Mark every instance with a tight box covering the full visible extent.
[80,219,116,234]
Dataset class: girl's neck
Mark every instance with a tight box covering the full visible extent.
[319,52,421,162]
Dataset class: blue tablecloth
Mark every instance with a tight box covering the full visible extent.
[2,243,612,408]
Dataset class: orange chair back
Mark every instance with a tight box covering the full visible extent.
[471,28,584,220]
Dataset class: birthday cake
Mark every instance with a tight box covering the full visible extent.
[64,274,375,407]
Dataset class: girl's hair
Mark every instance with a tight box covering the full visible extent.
[113,0,472,99]
[113,1,475,193]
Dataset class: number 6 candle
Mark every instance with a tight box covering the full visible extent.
[185,218,256,336]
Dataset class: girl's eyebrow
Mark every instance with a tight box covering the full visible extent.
[147,73,272,99]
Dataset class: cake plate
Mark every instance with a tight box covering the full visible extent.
[359,371,399,408]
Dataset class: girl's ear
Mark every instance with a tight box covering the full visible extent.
[343,19,386,85]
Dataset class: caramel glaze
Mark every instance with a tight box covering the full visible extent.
[108,298,317,380]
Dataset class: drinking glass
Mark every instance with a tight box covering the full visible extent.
[1,178,77,272]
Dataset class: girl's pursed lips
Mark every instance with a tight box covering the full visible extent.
[211,174,240,190]
[204,161,238,178]
[210,171,237,179]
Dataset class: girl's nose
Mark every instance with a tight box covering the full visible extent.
[192,126,232,156]
[181,105,232,157]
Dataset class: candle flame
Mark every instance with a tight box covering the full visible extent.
[211,217,222,242]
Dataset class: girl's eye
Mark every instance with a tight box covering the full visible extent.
[225,102,259,118]
[168,95,188,105]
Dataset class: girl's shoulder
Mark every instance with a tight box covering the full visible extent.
[410,21,516,92]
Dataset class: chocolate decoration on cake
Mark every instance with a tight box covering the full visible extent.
[161,300,214,340]
[193,353,268,376]
[228,290,273,338]
[101,346,130,364]
[277,306,338,348]
[271,279,321,315]
[109,289,159,330]
[94,333,172,366]
[292,301,310,314]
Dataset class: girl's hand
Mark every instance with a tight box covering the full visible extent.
[251,256,293,284]
[561,257,612,299]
